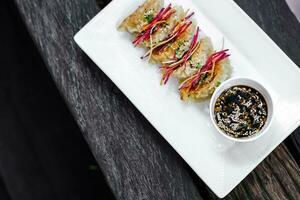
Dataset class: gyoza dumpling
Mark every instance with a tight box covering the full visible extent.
[173,37,213,79]
[141,6,186,48]
[118,0,164,33]
[150,23,197,63]
[182,60,231,100]
[179,50,232,101]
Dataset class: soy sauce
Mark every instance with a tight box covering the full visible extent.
[214,85,268,138]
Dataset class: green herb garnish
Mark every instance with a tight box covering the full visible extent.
[144,14,154,23]
[175,41,185,57]
[178,41,184,46]
[216,81,221,87]
[199,73,208,84]
[175,49,182,57]
[195,63,202,69]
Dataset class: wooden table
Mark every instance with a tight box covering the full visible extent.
[14,0,300,199]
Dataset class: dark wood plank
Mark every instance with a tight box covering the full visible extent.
[189,145,300,200]
[228,144,300,200]
[13,0,204,200]
[0,1,115,199]
[13,0,300,199]
[286,127,300,166]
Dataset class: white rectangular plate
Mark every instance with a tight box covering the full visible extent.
[74,0,300,197]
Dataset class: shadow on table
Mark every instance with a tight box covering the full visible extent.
[0,1,115,200]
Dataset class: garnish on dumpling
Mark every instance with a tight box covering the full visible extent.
[149,20,196,63]
[179,50,232,100]
[140,6,186,48]
[173,37,214,79]
[118,0,233,101]
[160,27,200,84]
[118,0,163,33]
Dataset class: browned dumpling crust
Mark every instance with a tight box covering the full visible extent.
[180,59,232,101]
[118,0,163,33]
[141,6,186,48]
[150,23,196,63]
[173,37,213,79]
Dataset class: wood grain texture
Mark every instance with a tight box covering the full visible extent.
[13,1,203,200]
[13,0,299,199]
[223,144,300,200]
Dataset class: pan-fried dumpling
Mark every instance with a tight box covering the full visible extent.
[150,23,196,63]
[141,6,186,48]
[118,0,163,33]
[173,37,213,79]
[179,51,232,101]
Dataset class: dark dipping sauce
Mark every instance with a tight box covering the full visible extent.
[214,85,268,138]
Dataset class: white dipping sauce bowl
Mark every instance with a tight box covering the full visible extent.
[209,77,274,142]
